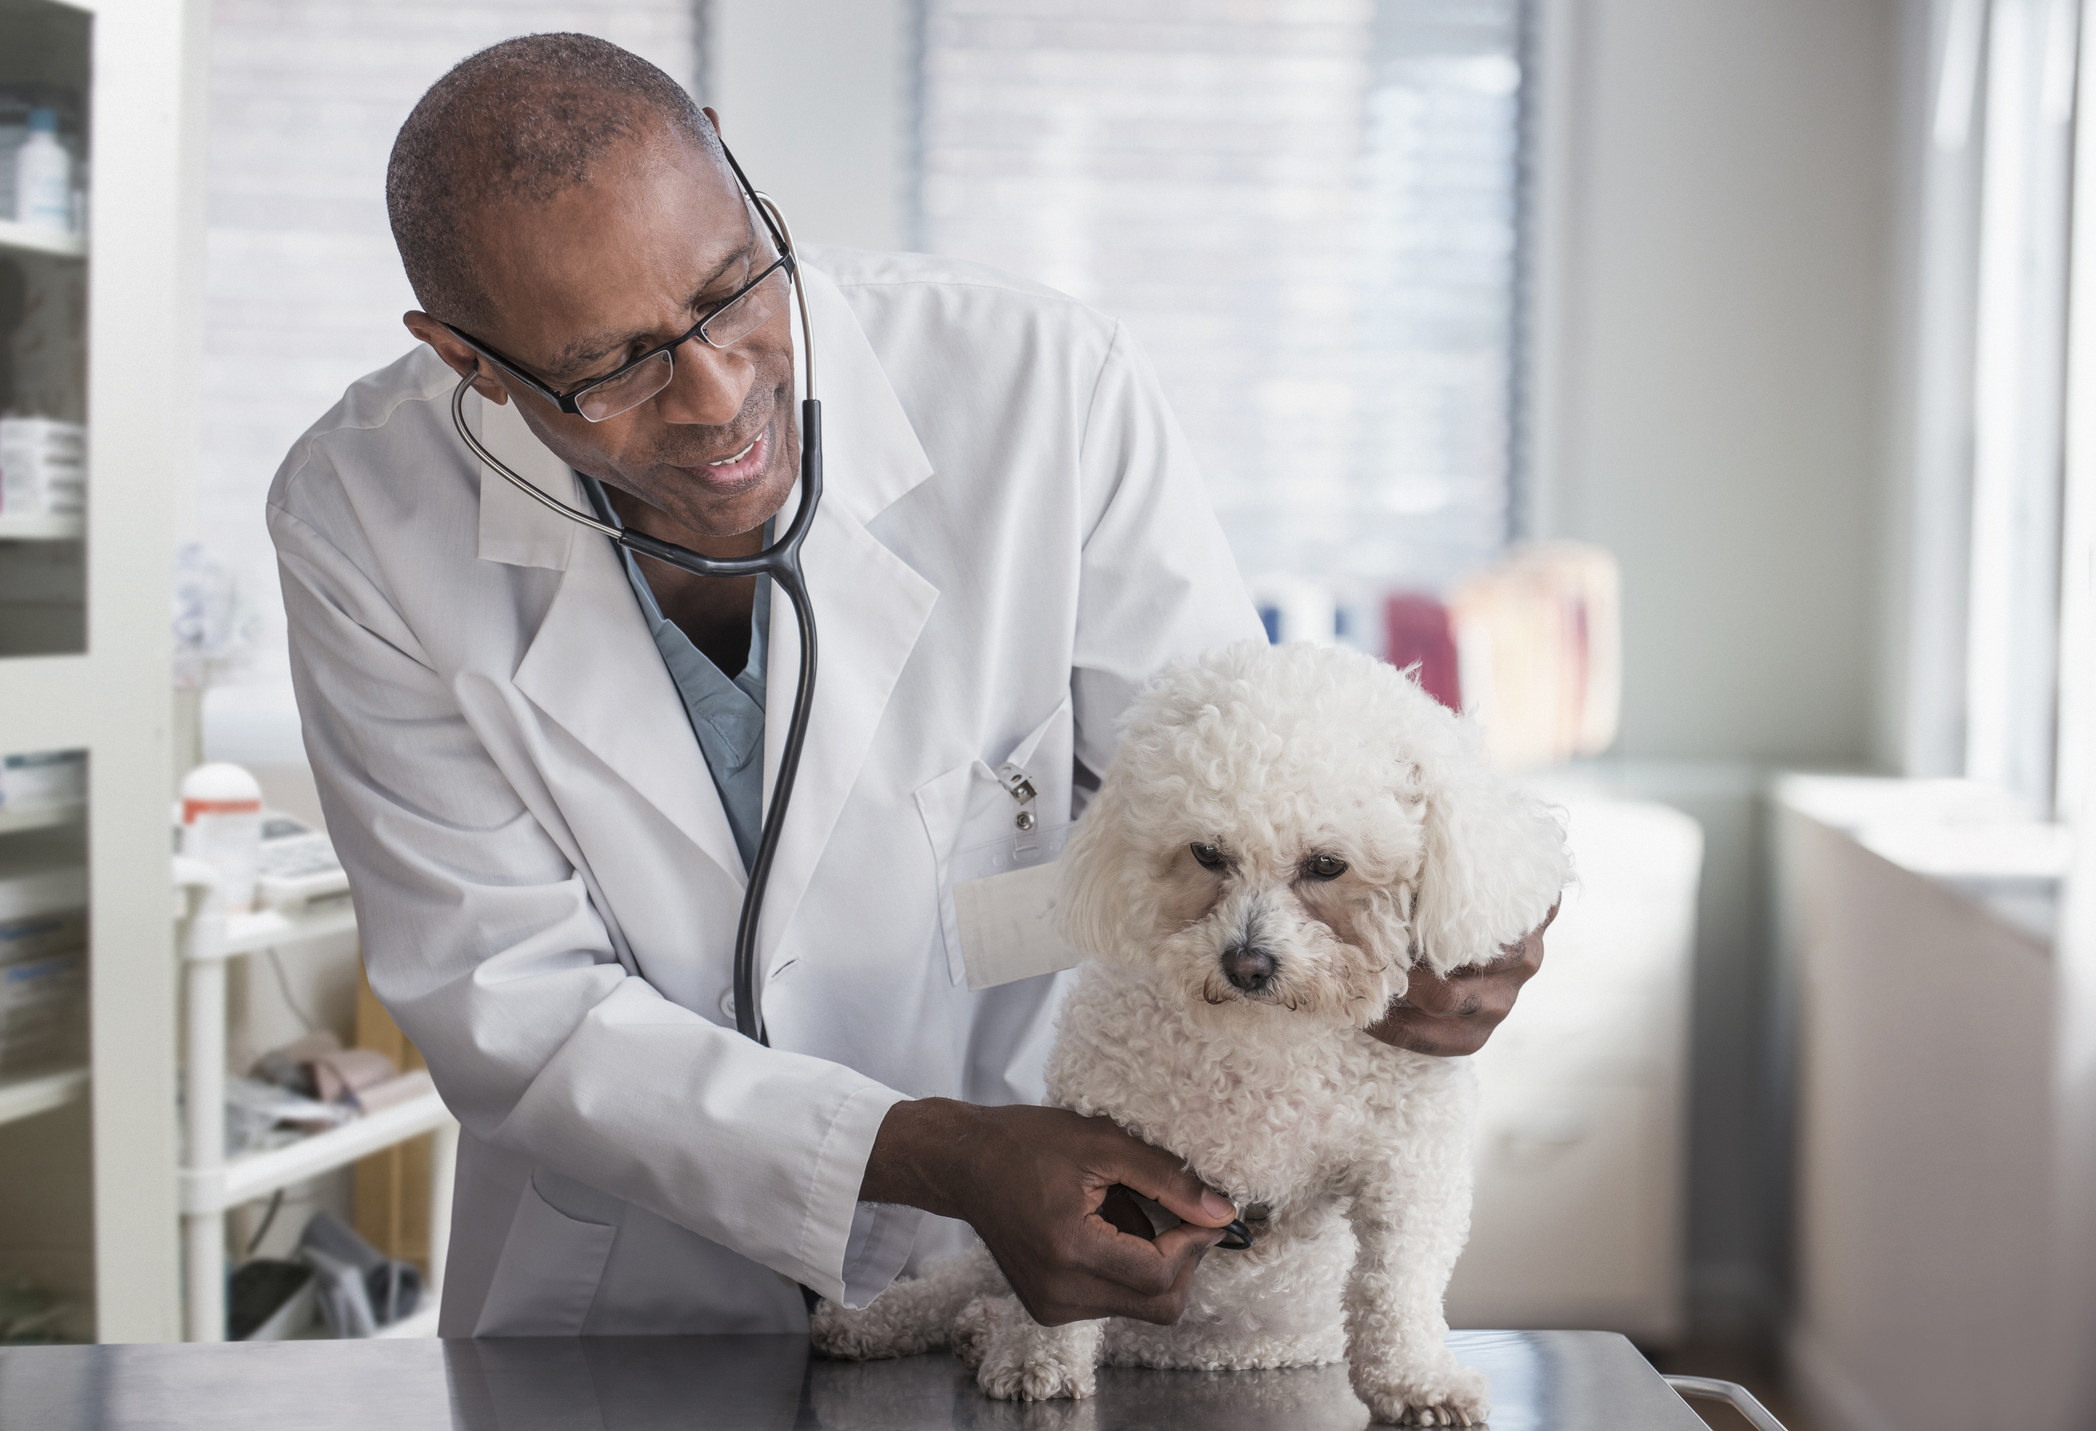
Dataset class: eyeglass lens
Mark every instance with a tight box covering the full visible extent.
[575,266,791,423]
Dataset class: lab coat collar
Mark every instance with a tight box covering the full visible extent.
[473,257,932,571]
[472,392,583,571]
[493,257,943,940]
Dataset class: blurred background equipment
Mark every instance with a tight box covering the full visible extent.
[1447,542,1623,769]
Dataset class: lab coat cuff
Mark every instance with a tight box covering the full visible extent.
[837,1201,929,1309]
[796,1081,912,1302]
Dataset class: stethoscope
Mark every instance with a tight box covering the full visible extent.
[448,184,819,1049]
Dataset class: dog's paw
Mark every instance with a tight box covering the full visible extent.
[955,1294,1100,1402]
[1355,1362,1491,1426]
[975,1343,1098,1403]
[808,1297,890,1361]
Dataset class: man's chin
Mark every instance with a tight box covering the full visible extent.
[661,462,799,543]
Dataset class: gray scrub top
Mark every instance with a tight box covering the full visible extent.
[579,475,768,872]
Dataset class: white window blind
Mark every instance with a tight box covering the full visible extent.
[916,0,1529,597]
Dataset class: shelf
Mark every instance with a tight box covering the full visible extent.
[0,218,87,261]
[0,513,85,542]
[0,800,85,836]
[180,1087,453,1215]
[0,1064,88,1127]
[208,899,360,961]
[371,1304,441,1339]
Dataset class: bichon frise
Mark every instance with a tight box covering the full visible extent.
[813,641,1570,1425]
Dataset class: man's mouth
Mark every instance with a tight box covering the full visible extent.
[709,435,759,467]
[679,425,771,491]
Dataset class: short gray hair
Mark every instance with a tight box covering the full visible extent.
[386,33,719,330]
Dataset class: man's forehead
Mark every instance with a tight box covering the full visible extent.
[469,136,755,371]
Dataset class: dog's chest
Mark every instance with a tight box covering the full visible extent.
[1045,965,1421,1202]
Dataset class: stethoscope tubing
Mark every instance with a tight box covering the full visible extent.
[446,190,820,1046]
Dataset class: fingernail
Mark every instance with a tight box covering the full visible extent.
[1200,1190,1237,1221]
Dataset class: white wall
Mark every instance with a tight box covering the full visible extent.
[1527,0,1906,1330]
[1530,0,1898,765]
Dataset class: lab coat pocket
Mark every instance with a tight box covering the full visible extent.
[473,1171,620,1336]
[914,695,1079,988]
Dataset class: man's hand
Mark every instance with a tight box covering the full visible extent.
[1367,902,1559,1056]
[860,1099,1236,1326]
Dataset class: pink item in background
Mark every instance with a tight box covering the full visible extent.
[1383,594,1463,712]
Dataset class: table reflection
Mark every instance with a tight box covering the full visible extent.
[437,1330,1656,1431]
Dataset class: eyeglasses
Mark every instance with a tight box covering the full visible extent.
[441,141,796,424]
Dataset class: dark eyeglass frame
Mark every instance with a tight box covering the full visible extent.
[440,139,795,422]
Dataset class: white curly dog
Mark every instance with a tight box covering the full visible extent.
[813,641,1570,1425]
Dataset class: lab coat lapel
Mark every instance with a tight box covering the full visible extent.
[756,264,938,968]
[476,392,746,887]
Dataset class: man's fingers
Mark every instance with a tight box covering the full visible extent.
[1051,1218,1215,1322]
[1148,1221,1227,1263]
[1095,1184,1154,1240]
[1094,1137,1236,1230]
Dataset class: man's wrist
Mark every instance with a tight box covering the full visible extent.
[859,1097,978,1219]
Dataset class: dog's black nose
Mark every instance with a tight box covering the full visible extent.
[1221,944,1278,992]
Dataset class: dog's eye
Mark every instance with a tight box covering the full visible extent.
[1304,853,1349,881]
[1189,842,1226,870]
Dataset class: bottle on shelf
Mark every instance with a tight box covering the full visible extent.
[179,764,264,914]
[10,109,72,235]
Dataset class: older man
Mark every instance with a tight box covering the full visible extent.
[269,32,1547,1336]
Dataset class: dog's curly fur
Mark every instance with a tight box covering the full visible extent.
[813,641,1571,1425]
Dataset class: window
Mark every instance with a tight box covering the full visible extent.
[915,0,1532,601]
[1902,0,2088,818]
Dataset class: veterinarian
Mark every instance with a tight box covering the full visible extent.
[269,35,1555,1338]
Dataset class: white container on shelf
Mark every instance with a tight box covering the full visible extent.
[179,764,263,914]
[10,109,71,234]
[0,417,87,517]
[0,749,87,813]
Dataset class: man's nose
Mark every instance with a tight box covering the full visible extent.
[1220,943,1278,993]
[651,336,752,426]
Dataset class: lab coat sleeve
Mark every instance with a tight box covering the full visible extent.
[268,492,904,1305]
[1071,321,1266,773]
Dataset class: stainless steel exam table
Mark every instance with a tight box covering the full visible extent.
[0,1330,1785,1430]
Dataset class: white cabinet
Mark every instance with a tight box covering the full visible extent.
[0,0,206,1343]
[1775,776,2089,1431]
[1446,796,1700,1341]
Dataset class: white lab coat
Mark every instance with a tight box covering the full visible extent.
[268,247,1262,1336]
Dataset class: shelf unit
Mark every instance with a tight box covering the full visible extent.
[174,866,457,1343]
[0,798,86,836]
[0,1065,89,1125]
[0,217,90,261]
[0,0,209,1343]
[0,513,85,541]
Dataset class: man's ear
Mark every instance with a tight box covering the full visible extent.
[402,310,507,405]
[702,105,722,136]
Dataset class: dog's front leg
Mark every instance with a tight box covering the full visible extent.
[810,1242,1006,1361]
[953,1293,1107,1402]
[1340,1088,1489,1425]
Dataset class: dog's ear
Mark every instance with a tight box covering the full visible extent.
[1058,781,1142,962]
[1410,747,1571,976]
